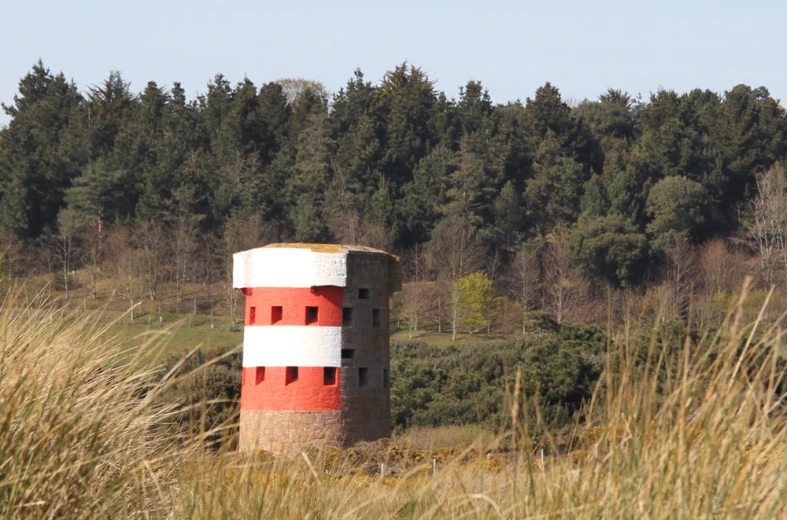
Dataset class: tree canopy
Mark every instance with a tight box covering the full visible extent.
[1,61,786,289]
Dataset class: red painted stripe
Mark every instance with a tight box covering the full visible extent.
[243,286,343,327]
[240,367,341,410]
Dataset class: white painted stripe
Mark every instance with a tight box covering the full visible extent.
[233,248,347,288]
[242,326,342,368]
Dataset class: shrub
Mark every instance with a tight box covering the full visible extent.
[390,322,606,433]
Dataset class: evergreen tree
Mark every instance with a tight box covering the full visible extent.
[257,82,291,166]
[0,61,86,237]
[444,138,497,225]
[646,175,709,248]
[524,133,588,234]
[120,81,169,220]
[457,81,493,136]
[331,69,378,137]
[579,174,609,218]
[86,70,134,158]
[713,85,787,205]
[492,180,524,249]
[400,146,454,244]
[569,214,648,287]
[325,114,381,232]
[525,82,601,173]
[378,63,437,188]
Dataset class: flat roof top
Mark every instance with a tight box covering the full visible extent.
[261,243,397,257]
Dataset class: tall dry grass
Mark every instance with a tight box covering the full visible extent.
[1,280,787,518]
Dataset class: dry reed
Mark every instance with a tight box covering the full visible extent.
[1,280,786,518]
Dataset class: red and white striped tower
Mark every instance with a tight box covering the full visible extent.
[233,244,402,454]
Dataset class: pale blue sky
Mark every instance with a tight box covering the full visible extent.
[2,0,785,126]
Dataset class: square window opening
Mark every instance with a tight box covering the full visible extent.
[256,366,265,384]
[271,306,283,324]
[286,366,298,385]
[324,367,337,386]
[343,307,353,327]
[359,367,368,388]
[341,349,355,359]
[372,309,381,328]
[383,368,390,389]
[358,288,370,300]
[249,306,256,325]
[306,306,319,324]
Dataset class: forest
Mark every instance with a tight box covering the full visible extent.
[1,60,787,333]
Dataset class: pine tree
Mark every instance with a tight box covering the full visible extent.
[0,61,86,237]
[378,63,437,187]
[444,138,495,225]
[86,70,134,158]
[493,180,524,249]
[524,133,588,234]
[579,174,609,218]
[401,146,454,244]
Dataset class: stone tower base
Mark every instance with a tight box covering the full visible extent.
[239,409,344,455]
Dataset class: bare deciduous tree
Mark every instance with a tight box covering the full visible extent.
[106,227,142,320]
[430,217,485,340]
[52,209,81,300]
[134,220,168,301]
[334,211,393,251]
[542,233,578,324]
[79,217,104,300]
[171,213,201,301]
[507,245,541,334]
[0,229,23,283]
[275,78,328,104]
[399,245,433,337]
[663,237,698,322]
[698,239,748,309]
[749,167,787,288]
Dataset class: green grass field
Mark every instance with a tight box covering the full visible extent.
[107,322,242,359]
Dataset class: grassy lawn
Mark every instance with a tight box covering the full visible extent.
[101,321,242,366]
[391,328,512,346]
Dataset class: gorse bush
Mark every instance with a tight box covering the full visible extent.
[3,280,787,517]
[390,323,606,433]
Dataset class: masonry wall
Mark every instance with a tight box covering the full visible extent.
[239,409,343,455]
[339,252,393,444]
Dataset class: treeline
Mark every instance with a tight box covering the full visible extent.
[1,60,787,323]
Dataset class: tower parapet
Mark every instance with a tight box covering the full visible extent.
[233,243,401,454]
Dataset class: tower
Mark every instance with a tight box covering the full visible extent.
[233,243,402,454]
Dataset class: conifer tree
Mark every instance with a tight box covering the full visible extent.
[0,61,86,237]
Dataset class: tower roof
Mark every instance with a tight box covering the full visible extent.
[259,243,398,256]
[233,243,401,291]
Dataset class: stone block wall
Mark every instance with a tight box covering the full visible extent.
[239,409,343,455]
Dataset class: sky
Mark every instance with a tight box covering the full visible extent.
[2,0,786,126]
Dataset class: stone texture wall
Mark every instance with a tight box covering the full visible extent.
[239,409,344,455]
[339,252,393,444]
